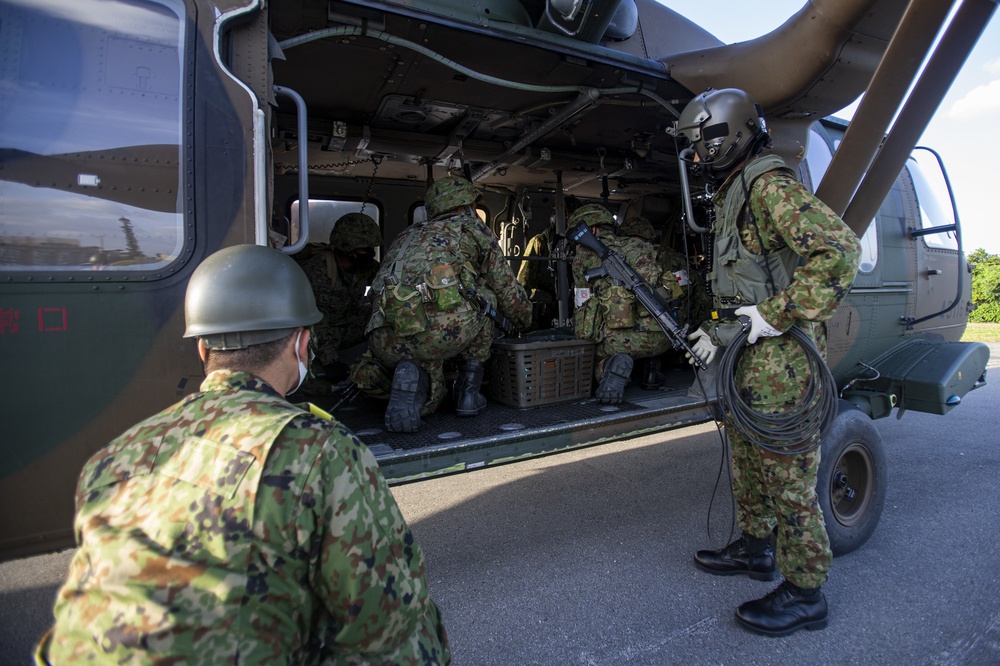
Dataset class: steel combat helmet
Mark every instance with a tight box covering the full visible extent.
[425,176,481,218]
[569,203,616,229]
[676,88,768,174]
[184,244,322,350]
[330,212,381,252]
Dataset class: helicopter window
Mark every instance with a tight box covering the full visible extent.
[289,199,383,261]
[807,126,878,273]
[0,0,185,273]
[804,128,834,190]
[907,152,959,251]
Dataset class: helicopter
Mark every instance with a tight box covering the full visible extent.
[0,0,993,560]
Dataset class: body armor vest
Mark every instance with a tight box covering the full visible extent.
[709,154,800,308]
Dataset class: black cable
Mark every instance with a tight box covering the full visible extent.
[716,325,838,455]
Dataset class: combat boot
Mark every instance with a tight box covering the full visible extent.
[595,353,633,404]
[385,360,429,433]
[693,533,777,581]
[736,580,828,636]
[454,360,488,416]
[641,357,665,389]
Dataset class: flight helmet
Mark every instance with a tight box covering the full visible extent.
[676,88,768,174]
[184,245,322,350]
[425,176,481,218]
[569,203,616,230]
[330,212,381,252]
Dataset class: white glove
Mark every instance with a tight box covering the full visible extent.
[686,328,719,366]
[734,304,782,344]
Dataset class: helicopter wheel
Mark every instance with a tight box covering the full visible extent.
[817,402,887,556]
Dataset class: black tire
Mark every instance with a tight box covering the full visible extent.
[817,402,887,556]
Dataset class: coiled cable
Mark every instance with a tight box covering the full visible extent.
[716,325,838,455]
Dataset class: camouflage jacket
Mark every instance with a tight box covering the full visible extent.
[295,244,378,367]
[36,370,449,665]
[368,212,531,333]
[710,155,861,407]
[572,232,670,337]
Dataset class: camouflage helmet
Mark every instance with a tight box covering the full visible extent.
[184,245,321,350]
[425,176,481,217]
[330,212,381,252]
[569,203,615,229]
[618,216,656,241]
[676,88,768,174]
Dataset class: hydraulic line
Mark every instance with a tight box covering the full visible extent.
[277,26,680,117]
[716,325,838,455]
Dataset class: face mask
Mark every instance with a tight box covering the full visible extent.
[291,330,311,394]
[344,248,376,272]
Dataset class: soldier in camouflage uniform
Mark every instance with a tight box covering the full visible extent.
[677,88,860,636]
[571,205,675,404]
[516,197,579,330]
[516,223,558,330]
[35,245,450,665]
[294,212,381,390]
[352,176,531,432]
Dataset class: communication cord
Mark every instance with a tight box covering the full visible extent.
[716,325,838,455]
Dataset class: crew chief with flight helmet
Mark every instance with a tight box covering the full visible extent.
[36,245,450,664]
[677,88,860,636]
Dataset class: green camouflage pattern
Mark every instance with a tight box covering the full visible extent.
[617,216,656,242]
[658,246,712,328]
[36,370,450,665]
[571,203,615,229]
[330,213,381,252]
[295,244,378,367]
[729,433,832,589]
[424,176,480,218]
[572,232,674,375]
[707,155,861,589]
[357,210,530,413]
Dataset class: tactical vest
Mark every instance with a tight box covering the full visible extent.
[376,214,475,336]
[68,385,301,662]
[709,155,800,308]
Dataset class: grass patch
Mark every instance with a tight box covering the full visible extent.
[962,322,1000,343]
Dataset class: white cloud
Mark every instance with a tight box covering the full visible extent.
[985,56,1000,75]
[946,78,1000,121]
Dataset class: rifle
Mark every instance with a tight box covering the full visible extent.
[568,221,707,370]
[465,287,518,337]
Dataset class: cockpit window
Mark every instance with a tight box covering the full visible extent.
[807,125,878,273]
[907,151,959,251]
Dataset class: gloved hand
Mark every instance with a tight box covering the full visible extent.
[734,304,782,344]
[686,328,719,366]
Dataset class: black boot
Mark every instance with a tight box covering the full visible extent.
[693,533,777,581]
[595,353,633,404]
[385,360,429,433]
[736,580,828,636]
[641,357,665,389]
[454,360,487,416]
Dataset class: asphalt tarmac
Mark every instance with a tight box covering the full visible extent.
[3,352,997,665]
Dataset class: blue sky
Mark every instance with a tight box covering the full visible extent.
[661,1,1000,255]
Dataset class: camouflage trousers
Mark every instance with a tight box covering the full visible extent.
[352,309,493,414]
[594,325,673,379]
[728,429,832,589]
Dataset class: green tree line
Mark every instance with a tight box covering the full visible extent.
[968,248,1000,323]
